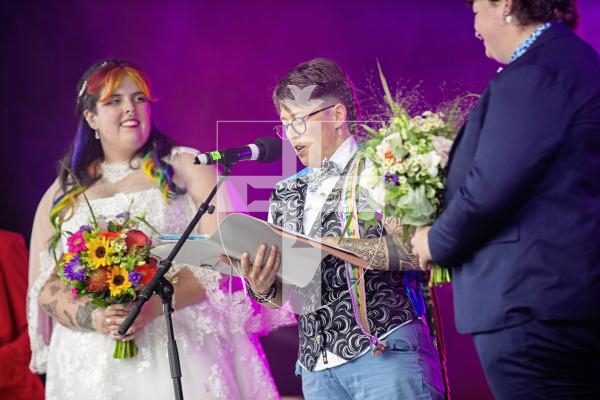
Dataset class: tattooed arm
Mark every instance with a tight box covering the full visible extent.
[332,216,423,271]
[38,272,105,331]
[38,271,165,340]
[38,268,203,338]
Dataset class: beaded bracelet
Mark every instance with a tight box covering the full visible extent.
[248,282,278,303]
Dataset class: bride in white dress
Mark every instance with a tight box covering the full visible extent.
[27,60,294,400]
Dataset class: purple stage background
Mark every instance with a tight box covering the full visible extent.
[1,1,598,398]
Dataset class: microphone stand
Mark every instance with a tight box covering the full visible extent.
[119,164,233,400]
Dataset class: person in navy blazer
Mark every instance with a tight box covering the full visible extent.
[411,0,600,398]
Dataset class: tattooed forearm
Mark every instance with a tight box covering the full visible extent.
[386,234,420,271]
[338,233,420,271]
[383,216,403,234]
[75,301,95,330]
[383,217,421,270]
[49,284,61,296]
[338,237,387,269]
[63,309,76,327]
[41,299,58,318]
[39,275,97,330]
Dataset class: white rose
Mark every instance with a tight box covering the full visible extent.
[359,166,382,189]
[372,181,386,206]
[376,142,389,160]
[420,151,442,177]
[432,136,453,168]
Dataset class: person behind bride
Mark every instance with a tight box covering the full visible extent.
[28,59,293,400]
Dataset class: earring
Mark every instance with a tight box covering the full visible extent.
[503,12,513,24]
[337,127,342,136]
[95,130,100,140]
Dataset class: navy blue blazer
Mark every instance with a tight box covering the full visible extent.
[429,23,600,334]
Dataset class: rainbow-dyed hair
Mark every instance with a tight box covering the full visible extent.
[81,62,156,108]
[51,60,185,253]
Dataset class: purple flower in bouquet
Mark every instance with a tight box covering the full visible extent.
[385,173,399,185]
[115,211,130,220]
[64,256,86,281]
[128,271,142,286]
[78,225,92,232]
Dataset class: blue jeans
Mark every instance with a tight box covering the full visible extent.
[296,319,444,399]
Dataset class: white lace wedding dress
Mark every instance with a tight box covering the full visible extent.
[28,150,295,400]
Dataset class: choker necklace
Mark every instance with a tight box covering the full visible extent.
[99,158,141,183]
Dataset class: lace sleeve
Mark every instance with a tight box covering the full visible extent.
[166,146,288,332]
[168,260,296,334]
[169,146,199,159]
[27,251,55,373]
[167,261,222,295]
[27,179,61,374]
[214,283,297,336]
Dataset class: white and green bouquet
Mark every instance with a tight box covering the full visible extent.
[358,64,469,285]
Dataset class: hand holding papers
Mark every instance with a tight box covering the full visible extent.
[152,213,367,288]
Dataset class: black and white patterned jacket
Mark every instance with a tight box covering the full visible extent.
[269,153,418,371]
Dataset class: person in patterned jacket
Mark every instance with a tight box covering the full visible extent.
[239,58,443,399]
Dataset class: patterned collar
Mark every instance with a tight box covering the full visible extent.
[305,159,340,193]
[311,136,357,173]
[303,137,357,192]
[509,22,552,63]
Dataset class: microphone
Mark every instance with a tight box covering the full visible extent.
[194,137,281,165]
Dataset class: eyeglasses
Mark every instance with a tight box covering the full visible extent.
[273,104,336,139]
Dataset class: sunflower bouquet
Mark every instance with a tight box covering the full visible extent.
[57,210,159,359]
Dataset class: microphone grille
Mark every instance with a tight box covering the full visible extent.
[254,137,282,163]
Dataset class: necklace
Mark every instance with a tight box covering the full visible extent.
[509,22,552,63]
[99,158,141,183]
